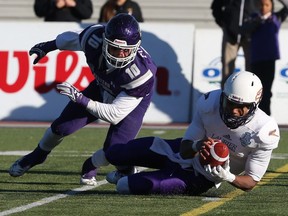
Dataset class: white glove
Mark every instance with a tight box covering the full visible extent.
[56,82,89,107]
[204,160,236,183]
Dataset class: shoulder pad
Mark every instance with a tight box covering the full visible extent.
[80,24,105,50]
[197,89,221,114]
[257,117,280,149]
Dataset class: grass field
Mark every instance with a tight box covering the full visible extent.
[0,126,287,216]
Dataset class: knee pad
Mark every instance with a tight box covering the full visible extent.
[39,127,64,151]
[116,176,131,194]
[91,149,110,167]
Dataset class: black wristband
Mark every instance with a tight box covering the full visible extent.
[43,40,57,53]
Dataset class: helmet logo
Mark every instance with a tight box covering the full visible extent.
[229,94,243,102]
[255,88,263,103]
[113,39,127,46]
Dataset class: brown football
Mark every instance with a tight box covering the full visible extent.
[199,142,229,167]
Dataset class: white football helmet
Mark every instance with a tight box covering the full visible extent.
[220,71,263,129]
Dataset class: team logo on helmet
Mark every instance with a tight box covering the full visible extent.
[255,88,263,104]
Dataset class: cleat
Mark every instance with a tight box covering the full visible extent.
[106,167,138,184]
[80,176,97,186]
[9,147,48,177]
[9,158,31,177]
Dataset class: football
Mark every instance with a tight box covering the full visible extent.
[199,141,229,167]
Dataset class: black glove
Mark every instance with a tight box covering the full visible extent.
[29,40,57,64]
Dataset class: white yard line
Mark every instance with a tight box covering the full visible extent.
[2,151,288,158]
[0,180,107,216]
[0,164,147,216]
[1,149,287,215]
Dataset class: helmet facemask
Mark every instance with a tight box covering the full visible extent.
[103,36,141,68]
[220,93,258,129]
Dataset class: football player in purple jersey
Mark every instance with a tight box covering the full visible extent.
[105,71,280,195]
[9,13,157,186]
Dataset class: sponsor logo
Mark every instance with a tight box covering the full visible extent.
[0,50,172,95]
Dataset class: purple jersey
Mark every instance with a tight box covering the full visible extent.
[52,23,157,150]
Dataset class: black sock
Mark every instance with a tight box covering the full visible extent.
[19,145,50,167]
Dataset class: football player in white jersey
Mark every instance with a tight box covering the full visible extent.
[105,71,280,195]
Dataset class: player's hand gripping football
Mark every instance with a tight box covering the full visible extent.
[198,137,217,163]
[56,82,90,107]
[204,159,236,183]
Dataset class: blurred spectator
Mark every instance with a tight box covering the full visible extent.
[281,0,288,7]
[98,0,144,23]
[242,0,288,115]
[211,0,260,88]
[34,0,93,22]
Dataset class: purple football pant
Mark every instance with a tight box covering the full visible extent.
[106,137,214,195]
[51,80,151,149]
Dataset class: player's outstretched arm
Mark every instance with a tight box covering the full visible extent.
[56,82,90,107]
[230,175,258,191]
[205,161,258,191]
[29,40,57,64]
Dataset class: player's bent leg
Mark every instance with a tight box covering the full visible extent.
[106,137,183,185]
[80,149,110,186]
[121,170,187,195]
[39,127,64,151]
[10,93,97,178]
[132,170,187,195]
[91,149,110,167]
[103,100,149,184]
[9,145,50,177]
[105,137,155,185]
[105,137,166,168]
[9,127,64,177]
[80,157,97,186]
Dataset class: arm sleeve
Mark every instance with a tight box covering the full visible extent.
[55,30,82,51]
[245,148,273,181]
[85,91,143,125]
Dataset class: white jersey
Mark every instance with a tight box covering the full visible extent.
[183,89,280,182]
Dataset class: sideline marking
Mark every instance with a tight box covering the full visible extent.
[0,180,107,216]
[181,163,288,216]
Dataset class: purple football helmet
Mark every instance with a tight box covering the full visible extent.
[103,13,141,68]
